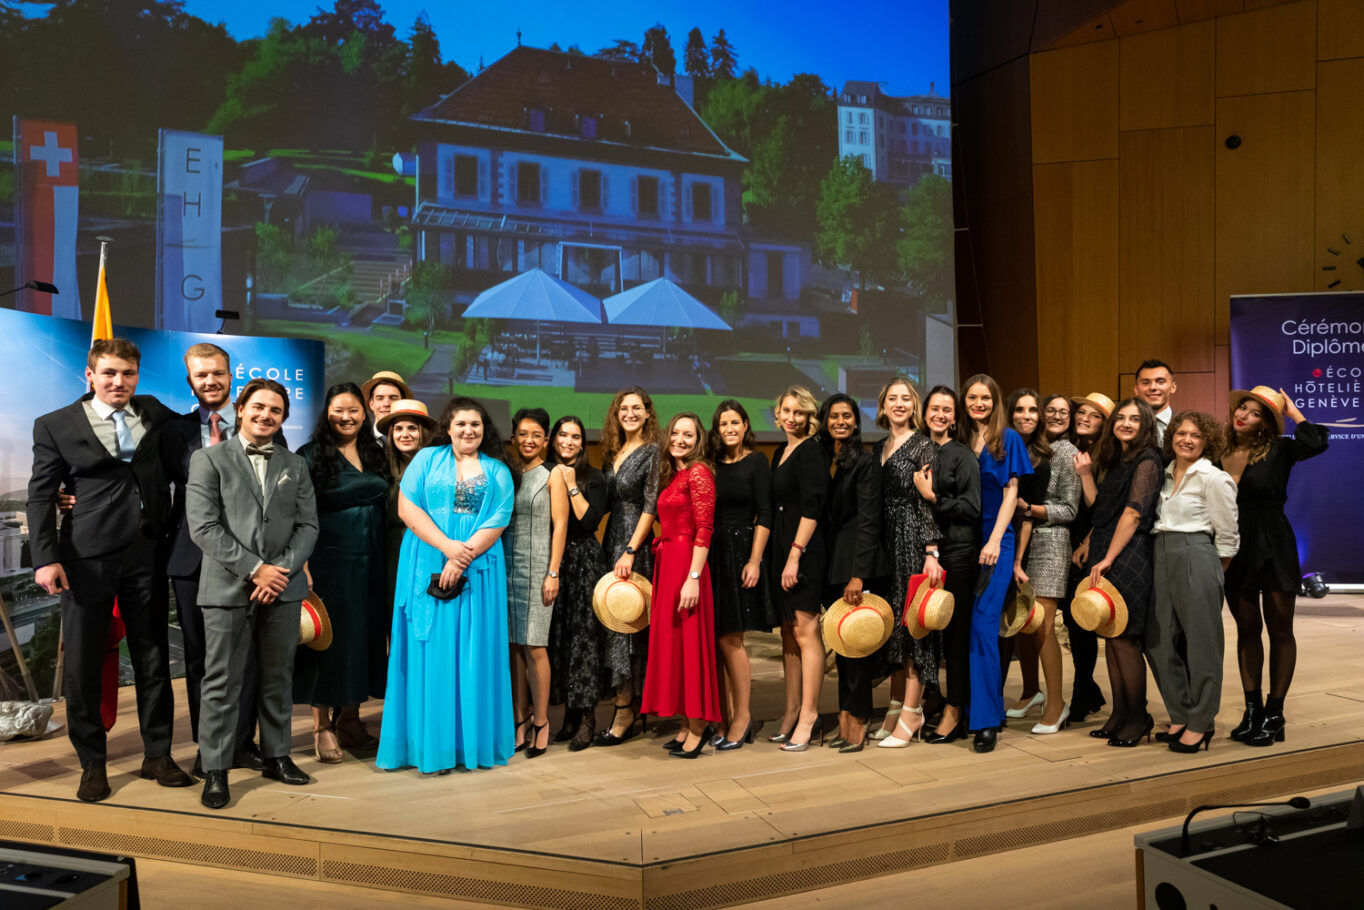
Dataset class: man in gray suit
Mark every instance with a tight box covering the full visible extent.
[187,378,318,809]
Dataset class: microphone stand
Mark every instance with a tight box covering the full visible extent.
[1181,797,1311,856]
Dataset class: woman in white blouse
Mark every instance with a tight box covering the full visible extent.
[1147,411,1239,753]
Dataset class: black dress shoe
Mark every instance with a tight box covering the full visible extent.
[140,754,194,788]
[261,756,313,785]
[972,728,997,753]
[191,751,205,780]
[77,766,111,803]
[201,770,230,809]
[233,743,264,772]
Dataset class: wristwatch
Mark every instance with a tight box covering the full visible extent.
[925,547,940,559]
[624,545,636,556]
[689,570,701,580]
[568,487,580,497]
[548,570,559,578]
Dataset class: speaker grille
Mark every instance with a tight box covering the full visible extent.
[0,819,56,843]
[324,859,640,910]
[645,843,949,910]
[954,798,1187,857]
[58,826,317,876]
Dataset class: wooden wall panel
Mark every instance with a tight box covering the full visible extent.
[973,191,1041,391]
[1213,91,1316,342]
[1118,127,1216,374]
[1315,59,1364,292]
[1031,43,1120,163]
[1110,0,1181,37]
[1034,160,1120,396]
[1216,1,1316,96]
[1177,0,1245,24]
[1116,369,1221,416]
[1318,0,1364,61]
[1119,21,1216,129]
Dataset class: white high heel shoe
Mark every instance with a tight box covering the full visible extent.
[877,706,924,748]
[1031,702,1071,735]
[1005,692,1045,719]
[869,699,903,741]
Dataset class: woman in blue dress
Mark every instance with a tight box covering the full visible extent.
[378,398,516,773]
[960,374,1033,753]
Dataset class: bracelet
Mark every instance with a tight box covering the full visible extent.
[791,542,805,553]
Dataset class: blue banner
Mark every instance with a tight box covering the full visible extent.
[0,308,323,500]
[156,129,224,333]
[1229,293,1364,585]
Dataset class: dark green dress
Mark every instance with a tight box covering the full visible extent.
[294,443,389,706]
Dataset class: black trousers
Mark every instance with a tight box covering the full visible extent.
[939,546,979,709]
[824,581,886,720]
[62,537,173,768]
[172,570,260,751]
[1061,568,1102,708]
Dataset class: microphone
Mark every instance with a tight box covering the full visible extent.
[1181,797,1311,855]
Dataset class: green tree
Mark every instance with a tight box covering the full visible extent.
[683,27,709,79]
[898,174,955,312]
[404,260,454,339]
[717,289,746,328]
[709,28,738,79]
[816,156,899,287]
[405,11,468,117]
[254,221,292,292]
[595,38,643,62]
[642,23,675,73]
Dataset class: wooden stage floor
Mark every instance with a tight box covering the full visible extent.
[1,595,1362,908]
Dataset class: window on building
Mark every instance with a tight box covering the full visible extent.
[858,131,868,144]
[579,169,602,210]
[858,94,867,104]
[858,111,868,124]
[845,111,853,124]
[454,155,478,197]
[636,175,660,216]
[528,108,546,132]
[912,122,919,135]
[845,130,854,144]
[691,181,712,222]
[517,161,541,204]
[580,115,598,139]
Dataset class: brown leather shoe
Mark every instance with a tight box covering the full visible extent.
[77,766,111,802]
[140,754,194,788]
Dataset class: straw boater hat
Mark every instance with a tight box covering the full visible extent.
[1070,392,1116,419]
[1072,577,1129,638]
[902,573,955,640]
[299,591,333,650]
[1229,385,1285,434]
[822,592,894,658]
[361,370,413,403]
[1000,580,1045,637]
[377,399,437,434]
[592,571,652,634]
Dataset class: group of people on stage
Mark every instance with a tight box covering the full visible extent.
[27,342,1327,808]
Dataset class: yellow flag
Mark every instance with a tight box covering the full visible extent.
[90,242,112,344]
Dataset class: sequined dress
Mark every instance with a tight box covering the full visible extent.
[601,444,659,689]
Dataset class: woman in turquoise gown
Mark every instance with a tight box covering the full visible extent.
[378,398,516,773]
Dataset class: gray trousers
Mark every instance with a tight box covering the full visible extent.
[1147,533,1225,733]
[200,600,299,772]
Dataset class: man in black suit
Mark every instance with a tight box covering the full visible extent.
[27,338,194,801]
[166,342,268,776]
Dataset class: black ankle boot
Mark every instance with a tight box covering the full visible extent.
[1230,690,1262,742]
[1246,695,1285,747]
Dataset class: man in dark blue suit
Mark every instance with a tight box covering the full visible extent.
[28,338,194,801]
[166,342,280,776]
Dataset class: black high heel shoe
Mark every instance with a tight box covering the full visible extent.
[514,717,533,753]
[1154,725,1185,744]
[1090,715,1124,739]
[1245,697,1285,747]
[670,735,706,759]
[972,727,998,753]
[554,710,578,743]
[716,723,753,751]
[1168,730,1214,753]
[526,721,549,758]
[1107,714,1154,748]
[592,702,641,747]
[663,735,687,752]
[1230,691,1263,742]
[926,720,967,745]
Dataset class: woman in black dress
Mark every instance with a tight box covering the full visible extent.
[594,387,660,746]
[546,415,610,751]
[380,400,437,622]
[768,385,829,751]
[817,393,890,753]
[707,400,776,749]
[1001,388,1050,717]
[872,376,940,745]
[1074,398,1163,747]
[916,386,981,745]
[1064,393,1113,721]
[1218,387,1328,746]
[296,383,391,762]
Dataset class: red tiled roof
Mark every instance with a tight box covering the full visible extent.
[415,46,741,160]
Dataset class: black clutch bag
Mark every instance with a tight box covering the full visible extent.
[974,564,994,598]
[427,574,468,601]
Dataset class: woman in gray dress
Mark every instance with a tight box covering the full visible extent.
[504,408,568,758]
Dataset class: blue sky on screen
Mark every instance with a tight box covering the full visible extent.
[174,0,950,99]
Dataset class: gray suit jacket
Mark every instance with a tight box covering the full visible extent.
[186,439,318,606]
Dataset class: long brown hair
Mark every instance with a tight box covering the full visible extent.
[548,415,592,475]
[657,412,713,489]
[384,419,436,480]
[708,399,756,459]
[600,386,660,467]
[1094,398,1159,476]
[1224,399,1277,466]
[960,373,1006,460]
[1007,387,1052,467]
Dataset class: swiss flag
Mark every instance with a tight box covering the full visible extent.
[13,118,81,318]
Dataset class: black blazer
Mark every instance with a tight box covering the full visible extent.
[824,448,889,585]
[26,393,182,567]
[166,408,288,578]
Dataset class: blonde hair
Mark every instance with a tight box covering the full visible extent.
[875,375,923,431]
[183,342,230,370]
[774,385,819,438]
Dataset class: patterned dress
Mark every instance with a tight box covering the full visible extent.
[601,444,659,690]
[548,467,609,710]
[504,463,553,646]
[876,432,940,685]
[1026,438,1081,599]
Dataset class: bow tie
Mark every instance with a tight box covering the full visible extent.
[245,444,274,459]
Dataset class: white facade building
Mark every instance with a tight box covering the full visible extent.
[837,81,951,186]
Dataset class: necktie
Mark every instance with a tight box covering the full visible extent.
[209,412,224,445]
[245,443,274,459]
[111,409,134,462]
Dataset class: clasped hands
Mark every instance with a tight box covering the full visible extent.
[440,539,476,590]
[250,563,292,604]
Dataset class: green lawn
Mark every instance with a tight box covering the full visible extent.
[256,319,433,383]
[448,383,777,431]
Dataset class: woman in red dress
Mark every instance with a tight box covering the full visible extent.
[641,413,723,759]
